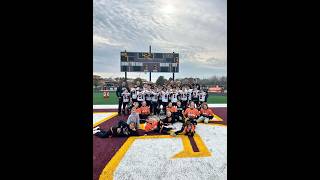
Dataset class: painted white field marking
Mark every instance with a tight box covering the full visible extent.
[93,112,118,127]
[99,124,227,180]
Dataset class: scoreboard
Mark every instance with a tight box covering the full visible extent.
[120,52,179,73]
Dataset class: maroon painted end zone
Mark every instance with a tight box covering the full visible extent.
[93,107,227,180]
[93,115,128,180]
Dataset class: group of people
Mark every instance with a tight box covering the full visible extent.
[93,80,215,138]
[116,80,209,116]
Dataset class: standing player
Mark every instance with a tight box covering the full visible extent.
[116,81,128,115]
[130,84,138,103]
[179,86,189,109]
[170,87,178,106]
[121,89,131,115]
[161,87,169,109]
[137,88,145,107]
[151,87,159,115]
[145,85,152,107]
[198,89,207,109]
[191,86,200,109]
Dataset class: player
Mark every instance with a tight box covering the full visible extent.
[116,81,129,115]
[198,89,207,109]
[170,118,196,137]
[197,103,214,124]
[151,87,159,115]
[137,88,145,107]
[170,87,178,106]
[136,101,150,121]
[161,87,169,109]
[145,86,152,107]
[184,101,200,122]
[179,86,189,109]
[130,85,138,103]
[121,89,131,115]
[191,86,200,108]
[93,121,138,138]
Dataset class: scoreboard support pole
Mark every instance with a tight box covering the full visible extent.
[149,72,151,82]
[173,73,175,81]
[125,71,127,81]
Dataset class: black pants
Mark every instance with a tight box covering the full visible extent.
[146,100,151,107]
[174,112,184,122]
[192,99,200,108]
[161,101,168,109]
[171,102,177,106]
[118,98,123,114]
[122,102,129,115]
[138,101,143,107]
[139,114,149,120]
[181,101,188,109]
[95,127,117,138]
[151,101,158,115]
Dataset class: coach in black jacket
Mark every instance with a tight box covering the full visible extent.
[116,81,128,115]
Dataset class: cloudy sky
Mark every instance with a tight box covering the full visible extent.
[93,0,226,82]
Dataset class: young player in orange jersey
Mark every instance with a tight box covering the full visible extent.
[184,101,200,122]
[136,101,150,120]
[197,103,214,124]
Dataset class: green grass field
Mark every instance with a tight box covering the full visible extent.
[93,91,227,105]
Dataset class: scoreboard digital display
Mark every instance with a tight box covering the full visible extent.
[120,52,179,73]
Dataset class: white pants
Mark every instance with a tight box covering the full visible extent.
[197,116,209,124]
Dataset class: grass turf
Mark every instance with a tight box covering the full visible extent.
[93,91,227,105]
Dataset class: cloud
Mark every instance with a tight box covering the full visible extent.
[93,0,227,79]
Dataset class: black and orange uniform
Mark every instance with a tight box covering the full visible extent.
[137,105,150,120]
[184,107,200,120]
[173,120,197,137]
[200,108,214,119]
